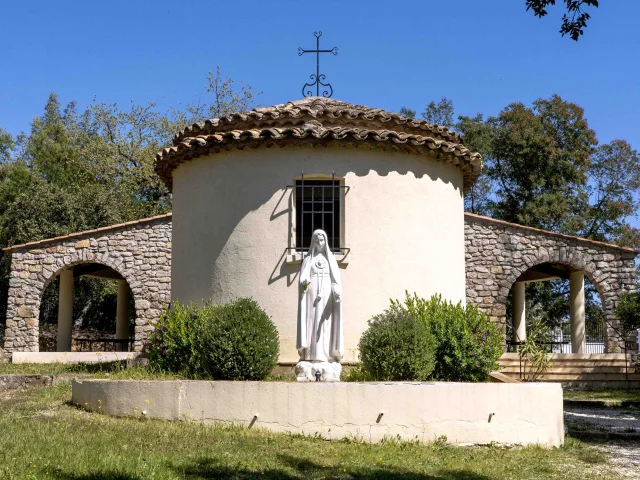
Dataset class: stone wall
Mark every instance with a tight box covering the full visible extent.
[464,213,637,352]
[3,215,172,356]
[2,212,636,356]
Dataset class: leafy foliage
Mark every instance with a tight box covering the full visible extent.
[358,307,436,381]
[146,298,279,380]
[359,294,503,382]
[614,289,640,335]
[0,68,260,332]
[525,0,599,40]
[197,297,279,381]
[397,293,504,382]
[146,302,203,376]
[421,97,455,128]
[517,321,553,382]
[402,94,639,334]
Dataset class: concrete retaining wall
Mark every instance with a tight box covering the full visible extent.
[72,380,564,447]
[12,352,141,364]
[0,373,93,392]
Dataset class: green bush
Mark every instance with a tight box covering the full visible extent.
[146,298,279,380]
[399,293,503,382]
[358,293,503,382]
[197,297,280,380]
[146,302,202,376]
[358,308,436,381]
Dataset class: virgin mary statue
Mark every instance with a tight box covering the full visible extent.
[296,229,343,381]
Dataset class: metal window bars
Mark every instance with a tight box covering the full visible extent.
[286,172,350,254]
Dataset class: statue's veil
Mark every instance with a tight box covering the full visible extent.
[300,229,341,286]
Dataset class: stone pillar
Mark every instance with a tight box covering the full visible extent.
[56,268,74,352]
[116,280,130,352]
[512,282,526,344]
[570,271,586,354]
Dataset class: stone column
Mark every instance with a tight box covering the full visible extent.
[570,271,586,354]
[56,268,74,352]
[512,282,527,344]
[115,280,130,352]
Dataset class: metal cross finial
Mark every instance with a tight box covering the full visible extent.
[298,31,338,98]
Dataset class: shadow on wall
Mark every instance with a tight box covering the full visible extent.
[174,147,463,302]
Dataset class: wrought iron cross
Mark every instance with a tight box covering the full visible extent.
[298,31,338,98]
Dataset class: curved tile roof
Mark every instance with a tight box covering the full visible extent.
[155,97,483,190]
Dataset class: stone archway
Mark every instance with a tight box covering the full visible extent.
[3,214,172,357]
[464,213,637,353]
[502,256,609,353]
[39,259,138,352]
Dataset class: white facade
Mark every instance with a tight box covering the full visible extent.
[171,147,466,362]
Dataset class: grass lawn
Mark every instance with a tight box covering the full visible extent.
[564,389,640,404]
[0,383,622,480]
[0,361,181,379]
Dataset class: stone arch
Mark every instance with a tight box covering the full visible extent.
[38,255,140,351]
[498,248,610,314]
[498,249,613,351]
[3,215,172,357]
[464,214,637,354]
[43,253,137,298]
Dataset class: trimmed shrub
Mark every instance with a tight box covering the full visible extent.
[358,307,436,381]
[146,301,202,376]
[146,298,279,380]
[197,298,279,380]
[398,293,503,382]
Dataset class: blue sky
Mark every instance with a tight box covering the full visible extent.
[1,0,639,153]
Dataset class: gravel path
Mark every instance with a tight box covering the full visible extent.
[565,407,640,478]
[565,407,640,433]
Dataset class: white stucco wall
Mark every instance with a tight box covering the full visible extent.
[73,380,564,447]
[171,148,465,363]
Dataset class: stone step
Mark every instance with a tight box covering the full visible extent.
[500,372,640,381]
[500,366,630,374]
[499,360,630,368]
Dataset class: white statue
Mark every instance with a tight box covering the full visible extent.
[296,229,343,382]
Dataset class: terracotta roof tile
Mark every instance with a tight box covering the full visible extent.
[155,97,483,192]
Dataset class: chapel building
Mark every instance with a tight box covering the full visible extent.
[3,98,637,379]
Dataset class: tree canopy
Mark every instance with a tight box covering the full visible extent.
[407,94,640,250]
[400,94,639,331]
[0,68,261,333]
[525,0,599,40]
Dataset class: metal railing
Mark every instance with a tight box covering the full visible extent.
[74,338,134,352]
[506,317,607,354]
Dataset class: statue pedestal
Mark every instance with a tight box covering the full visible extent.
[296,360,342,382]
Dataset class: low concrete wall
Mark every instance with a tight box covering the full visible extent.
[0,374,93,392]
[72,380,564,447]
[12,352,140,364]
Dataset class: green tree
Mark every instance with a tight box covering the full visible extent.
[480,95,597,232]
[402,94,639,334]
[0,127,14,163]
[526,0,599,40]
[0,69,261,336]
[421,97,455,128]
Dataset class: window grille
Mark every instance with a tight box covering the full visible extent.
[287,173,348,253]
